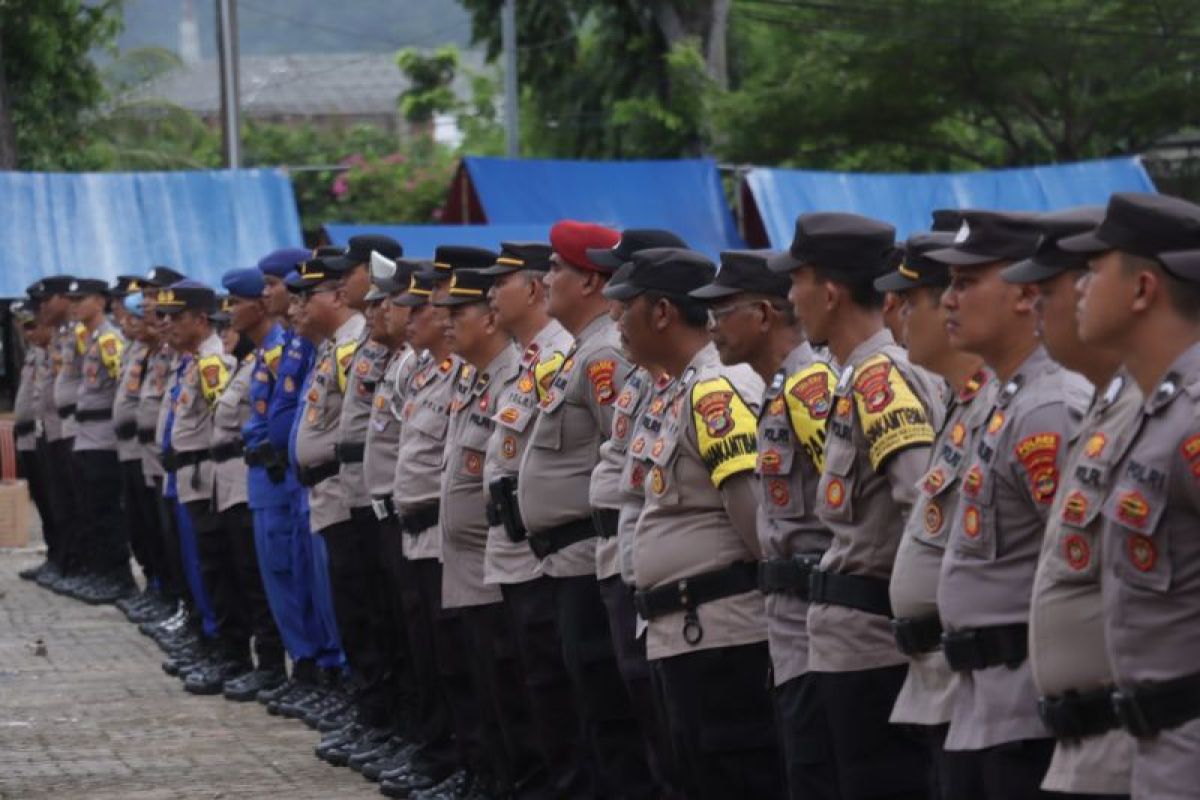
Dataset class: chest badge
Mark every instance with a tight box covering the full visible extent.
[962,505,981,539]
[1127,533,1157,572]
[824,478,845,509]
[923,501,943,535]
[1062,533,1091,571]
[768,479,790,507]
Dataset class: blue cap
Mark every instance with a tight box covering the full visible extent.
[258,247,311,278]
[222,267,266,299]
[123,292,145,318]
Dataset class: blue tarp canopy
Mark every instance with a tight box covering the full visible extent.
[743,157,1157,247]
[443,157,745,259]
[0,168,302,295]
[322,223,552,259]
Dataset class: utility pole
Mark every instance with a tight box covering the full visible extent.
[501,0,519,158]
[216,0,241,168]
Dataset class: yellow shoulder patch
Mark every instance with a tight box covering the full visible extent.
[534,351,565,404]
[336,341,359,393]
[198,354,231,404]
[74,323,87,355]
[98,332,123,379]
[852,354,934,470]
[783,362,837,473]
[263,344,283,376]
[692,377,758,488]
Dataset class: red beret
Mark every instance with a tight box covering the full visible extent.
[550,220,621,273]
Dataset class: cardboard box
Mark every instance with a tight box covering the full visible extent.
[0,479,31,548]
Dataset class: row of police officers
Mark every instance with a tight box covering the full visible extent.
[13,191,1200,800]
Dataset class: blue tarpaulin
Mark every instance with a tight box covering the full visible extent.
[322,223,552,259]
[444,157,745,258]
[744,157,1156,247]
[0,169,302,295]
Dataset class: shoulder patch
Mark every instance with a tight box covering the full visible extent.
[852,354,935,469]
[534,351,565,404]
[198,354,231,404]
[98,332,123,378]
[692,377,758,487]
[1015,432,1062,504]
[587,358,617,406]
[263,344,283,375]
[335,341,358,393]
[783,363,837,473]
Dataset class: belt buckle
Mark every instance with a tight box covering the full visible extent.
[1112,688,1156,738]
[371,498,390,522]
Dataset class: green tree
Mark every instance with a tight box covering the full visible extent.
[396,46,461,127]
[0,0,124,170]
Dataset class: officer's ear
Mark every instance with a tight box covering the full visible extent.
[1014,282,1040,316]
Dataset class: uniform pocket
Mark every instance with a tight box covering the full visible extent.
[817,437,855,522]
[529,407,564,451]
[952,501,997,561]
[1043,486,1105,583]
[1104,484,1170,592]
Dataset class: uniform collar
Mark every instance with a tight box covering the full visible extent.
[1144,340,1200,414]
[844,327,895,369]
[333,311,365,345]
[524,318,568,367]
[994,344,1052,409]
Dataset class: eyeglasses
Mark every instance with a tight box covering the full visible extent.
[705,300,763,326]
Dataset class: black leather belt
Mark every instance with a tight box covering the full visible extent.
[137,427,156,444]
[245,441,288,483]
[633,562,760,645]
[397,502,440,536]
[75,408,112,422]
[758,553,824,598]
[297,460,340,487]
[209,439,244,463]
[487,475,525,542]
[591,508,619,539]
[334,441,365,464]
[942,623,1028,671]
[808,570,893,617]
[56,404,77,419]
[528,517,595,560]
[13,420,36,437]
[162,448,208,472]
[371,494,396,522]
[115,420,138,440]
[1113,671,1200,739]
[1039,685,1119,740]
[892,615,945,655]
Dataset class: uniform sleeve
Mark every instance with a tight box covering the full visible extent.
[1007,402,1073,522]
[783,362,837,473]
[581,346,630,433]
[718,471,764,558]
[884,445,929,522]
[852,354,935,471]
[692,376,759,488]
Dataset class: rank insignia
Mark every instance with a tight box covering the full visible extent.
[1116,490,1150,529]
[950,422,966,447]
[768,396,785,416]
[962,465,983,497]
[1085,433,1107,459]
[1061,491,1088,526]
[759,449,781,474]
[518,374,535,394]
[923,468,946,495]
[836,397,852,417]
[499,407,520,425]
[987,411,1005,435]
[650,465,667,496]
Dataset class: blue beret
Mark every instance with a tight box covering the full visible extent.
[222,267,266,299]
[258,247,311,278]
[123,292,145,318]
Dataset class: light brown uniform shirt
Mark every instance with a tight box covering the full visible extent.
[442,344,519,608]
[171,333,235,505]
[140,346,173,486]
[338,335,392,510]
[939,345,1090,751]
[74,319,124,451]
[519,313,629,578]
[394,352,462,561]
[37,334,63,443]
[619,370,674,585]
[889,368,995,726]
[295,313,365,533]
[757,342,838,686]
[484,321,572,585]
[592,361,643,581]
[1028,372,1138,795]
[15,346,42,452]
[632,343,766,660]
[211,354,253,512]
[113,340,149,462]
[1101,343,1200,800]
[364,346,415,504]
[53,321,86,439]
[808,328,942,673]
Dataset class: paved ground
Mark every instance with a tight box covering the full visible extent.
[0,545,380,800]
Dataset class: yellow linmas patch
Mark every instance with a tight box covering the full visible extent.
[852,354,934,470]
[263,344,283,375]
[98,332,123,379]
[534,351,565,404]
[198,354,231,404]
[74,323,87,355]
[783,362,837,473]
[692,377,758,487]
[336,341,359,393]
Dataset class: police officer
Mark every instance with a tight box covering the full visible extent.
[875,230,994,797]
[771,212,943,799]
[14,298,58,583]
[694,249,839,800]
[930,211,1091,797]
[67,277,133,604]
[1065,193,1200,799]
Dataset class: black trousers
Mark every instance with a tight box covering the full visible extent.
[120,458,163,584]
[185,498,249,660]
[813,666,929,800]
[654,641,784,800]
[379,518,416,732]
[319,510,399,728]
[406,555,465,779]
[940,737,1115,800]
[46,438,84,572]
[503,577,595,798]
[554,573,655,799]
[775,673,839,800]
[597,574,687,798]
[461,601,543,795]
[153,478,187,602]
[76,449,129,574]
[20,443,58,564]
[219,503,284,668]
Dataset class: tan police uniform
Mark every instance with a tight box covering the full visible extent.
[442,344,520,608]
[294,312,364,533]
[938,345,1090,751]
[592,362,646,581]
[756,342,838,687]
[484,321,572,585]
[140,345,174,488]
[632,342,767,658]
[364,345,415,513]
[1101,344,1200,799]
[113,340,149,464]
[211,353,253,512]
[617,369,673,585]
[889,368,994,726]
[75,319,124,452]
[1029,372,1138,794]
[37,334,62,444]
[518,312,629,572]
[171,333,234,505]
[53,321,87,439]
[809,328,943,672]
[15,345,43,452]
[394,352,462,559]
[337,336,392,511]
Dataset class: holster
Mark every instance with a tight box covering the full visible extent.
[488,475,526,543]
